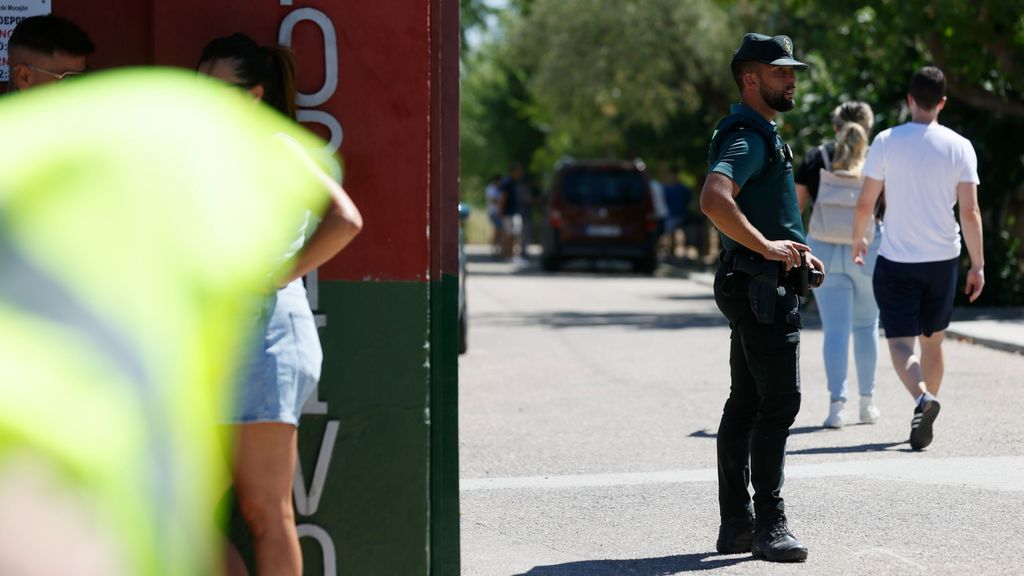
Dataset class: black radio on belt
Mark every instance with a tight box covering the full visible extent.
[785,251,824,297]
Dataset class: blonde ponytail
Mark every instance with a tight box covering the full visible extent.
[831,122,868,174]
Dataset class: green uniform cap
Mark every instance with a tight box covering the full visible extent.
[733,33,808,70]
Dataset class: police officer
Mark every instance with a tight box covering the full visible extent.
[699,33,825,563]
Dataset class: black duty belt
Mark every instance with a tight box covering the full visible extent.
[722,249,780,277]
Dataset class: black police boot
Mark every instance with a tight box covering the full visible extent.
[715,515,754,554]
[751,516,808,562]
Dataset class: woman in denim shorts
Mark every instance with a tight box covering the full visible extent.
[199,33,363,576]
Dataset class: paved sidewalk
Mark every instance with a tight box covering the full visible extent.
[947,307,1024,354]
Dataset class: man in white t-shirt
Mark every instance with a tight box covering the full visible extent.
[852,66,984,451]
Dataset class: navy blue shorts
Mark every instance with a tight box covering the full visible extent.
[872,255,958,338]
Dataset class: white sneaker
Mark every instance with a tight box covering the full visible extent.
[823,400,845,428]
[859,396,881,424]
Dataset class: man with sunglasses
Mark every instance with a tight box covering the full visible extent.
[7,14,93,92]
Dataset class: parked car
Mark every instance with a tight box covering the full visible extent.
[458,202,469,354]
[541,159,658,274]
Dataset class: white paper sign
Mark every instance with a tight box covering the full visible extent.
[1,0,52,82]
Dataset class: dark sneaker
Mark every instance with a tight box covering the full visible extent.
[909,395,941,450]
[752,516,808,562]
[716,515,754,554]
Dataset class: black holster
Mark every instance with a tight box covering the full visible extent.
[726,251,781,324]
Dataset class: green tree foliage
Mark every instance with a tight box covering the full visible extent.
[505,0,736,167]
[459,0,497,52]
[460,36,547,203]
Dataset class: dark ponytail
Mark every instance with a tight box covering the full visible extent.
[263,45,297,120]
[198,33,297,120]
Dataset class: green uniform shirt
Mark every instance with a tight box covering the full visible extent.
[708,103,805,252]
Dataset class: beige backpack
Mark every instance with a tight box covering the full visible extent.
[807,145,874,245]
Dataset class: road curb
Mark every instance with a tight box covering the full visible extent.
[945,325,1024,355]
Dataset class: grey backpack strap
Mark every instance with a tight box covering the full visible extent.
[819,144,832,172]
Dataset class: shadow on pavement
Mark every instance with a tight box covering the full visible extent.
[688,430,911,455]
[474,310,728,331]
[514,552,754,575]
[950,306,1024,321]
[788,441,909,455]
[467,257,649,279]
[789,425,831,435]
[467,252,717,280]
[656,293,716,302]
[689,425,829,439]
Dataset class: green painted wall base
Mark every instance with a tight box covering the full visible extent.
[430,274,460,575]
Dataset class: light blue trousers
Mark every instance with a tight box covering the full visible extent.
[808,228,881,403]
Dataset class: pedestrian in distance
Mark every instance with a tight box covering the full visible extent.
[6,14,93,93]
[485,174,505,256]
[518,175,536,261]
[198,33,364,576]
[699,32,823,563]
[648,170,669,254]
[795,101,883,429]
[662,168,691,259]
[852,65,984,451]
[499,164,525,262]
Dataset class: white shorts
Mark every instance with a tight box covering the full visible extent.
[502,214,523,236]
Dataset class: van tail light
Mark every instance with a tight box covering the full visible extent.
[549,210,563,229]
[643,212,658,232]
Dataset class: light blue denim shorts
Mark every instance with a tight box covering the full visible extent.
[232,279,322,426]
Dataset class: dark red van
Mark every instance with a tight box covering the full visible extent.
[541,159,659,274]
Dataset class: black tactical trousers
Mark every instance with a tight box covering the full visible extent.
[713,259,802,522]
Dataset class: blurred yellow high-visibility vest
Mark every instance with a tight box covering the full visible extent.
[0,68,332,575]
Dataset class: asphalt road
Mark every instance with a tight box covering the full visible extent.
[459,248,1024,576]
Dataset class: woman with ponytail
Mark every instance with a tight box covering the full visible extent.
[795,101,882,430]
[198,32,362,576]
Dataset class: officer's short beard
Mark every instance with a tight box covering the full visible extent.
[760,84,795,112]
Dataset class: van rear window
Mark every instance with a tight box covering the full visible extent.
[563,171,646,206]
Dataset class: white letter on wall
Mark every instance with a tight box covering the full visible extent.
[297,109,344,157]
[294,420,340,516]
[297,524,338,575]
[279,8,339,108]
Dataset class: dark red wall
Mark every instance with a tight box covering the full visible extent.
[11,1,433,282]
